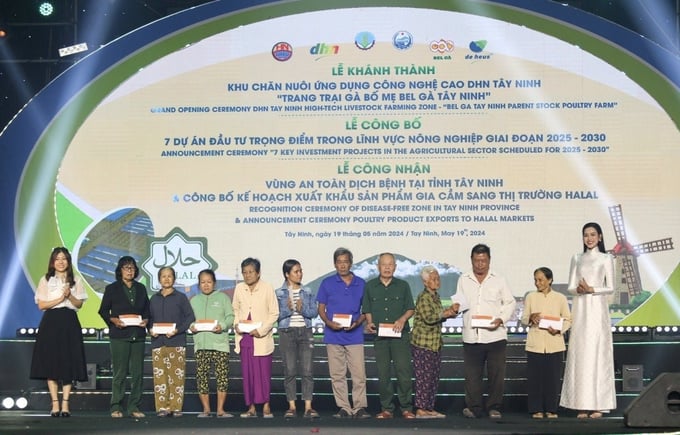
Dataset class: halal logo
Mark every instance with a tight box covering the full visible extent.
[141,227,217,290]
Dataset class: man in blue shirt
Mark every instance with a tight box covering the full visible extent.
[316,247,370,419]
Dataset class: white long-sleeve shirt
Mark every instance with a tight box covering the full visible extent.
[457,270,516,344]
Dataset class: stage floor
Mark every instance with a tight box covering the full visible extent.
[2,410,678,434]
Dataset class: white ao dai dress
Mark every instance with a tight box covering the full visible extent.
[559,248,616,411]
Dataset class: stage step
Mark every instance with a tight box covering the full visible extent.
[2,336,674,415]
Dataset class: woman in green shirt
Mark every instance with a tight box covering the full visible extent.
[189,269,235,418]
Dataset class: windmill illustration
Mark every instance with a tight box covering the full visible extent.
[608,204,674,304]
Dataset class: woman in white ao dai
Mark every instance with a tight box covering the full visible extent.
[559,222,616,418]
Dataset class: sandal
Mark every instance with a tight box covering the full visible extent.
[60,399,70,418]
[304,409,320,419]
[589,412,603,419]
[546,412,558,419]
[428,410,445,419]
[402,410,416,419]
[376,410,393,419]
[577,412,588,419]
[284,409,296,419]
[240,410,257,418]
[415,409,435,419]
[532,412,544,419]
[130,411,145,418]
[111,410,123,418]
[51,400,60,418]
[197,412,212,418]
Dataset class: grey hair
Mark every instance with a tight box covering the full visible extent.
[333,247,353,264]
[420,265,437,281]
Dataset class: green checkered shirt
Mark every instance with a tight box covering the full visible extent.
[410,289,444,352]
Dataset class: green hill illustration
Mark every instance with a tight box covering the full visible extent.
[618,262,680,326]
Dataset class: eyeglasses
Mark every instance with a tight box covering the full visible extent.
[122,266,136,271]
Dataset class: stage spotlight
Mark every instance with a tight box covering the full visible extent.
[58,42,88,57]
[16,327,39,337]
[38,2,54,17]
[80,328,98,338]
[15,397,28,409]
[0,395,29,410]
[0,29,7,39]
[1,397,14,409]
[614,325,651,341]
[651,325,680,340]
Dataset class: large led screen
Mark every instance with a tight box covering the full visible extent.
[2,0,679,336]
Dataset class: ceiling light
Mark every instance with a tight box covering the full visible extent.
[38,2,54,17]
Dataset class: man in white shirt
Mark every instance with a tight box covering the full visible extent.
[456,244,516,419]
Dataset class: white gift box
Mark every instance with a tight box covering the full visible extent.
[119,314,142,326]
[378,323,402,338]
[332,313,352,328]
[194,319,218,332]
[538,315,564,331]
[152,322,176,335]
[237,320,262,333]
[470,314,494,328]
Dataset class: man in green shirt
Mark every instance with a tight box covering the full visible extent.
[364,253,416,419]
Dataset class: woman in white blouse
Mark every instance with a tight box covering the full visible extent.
[522,267,571,419]
[29,247,88,417]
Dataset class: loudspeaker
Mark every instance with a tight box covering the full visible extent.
[622,364,644,392]
[75,363,97,390]
[624,372,680,427]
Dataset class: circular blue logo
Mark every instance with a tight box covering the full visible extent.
[469,40,487,53]
[272,41,293,62]
[355,31,376,50]
[392,31,413,50]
